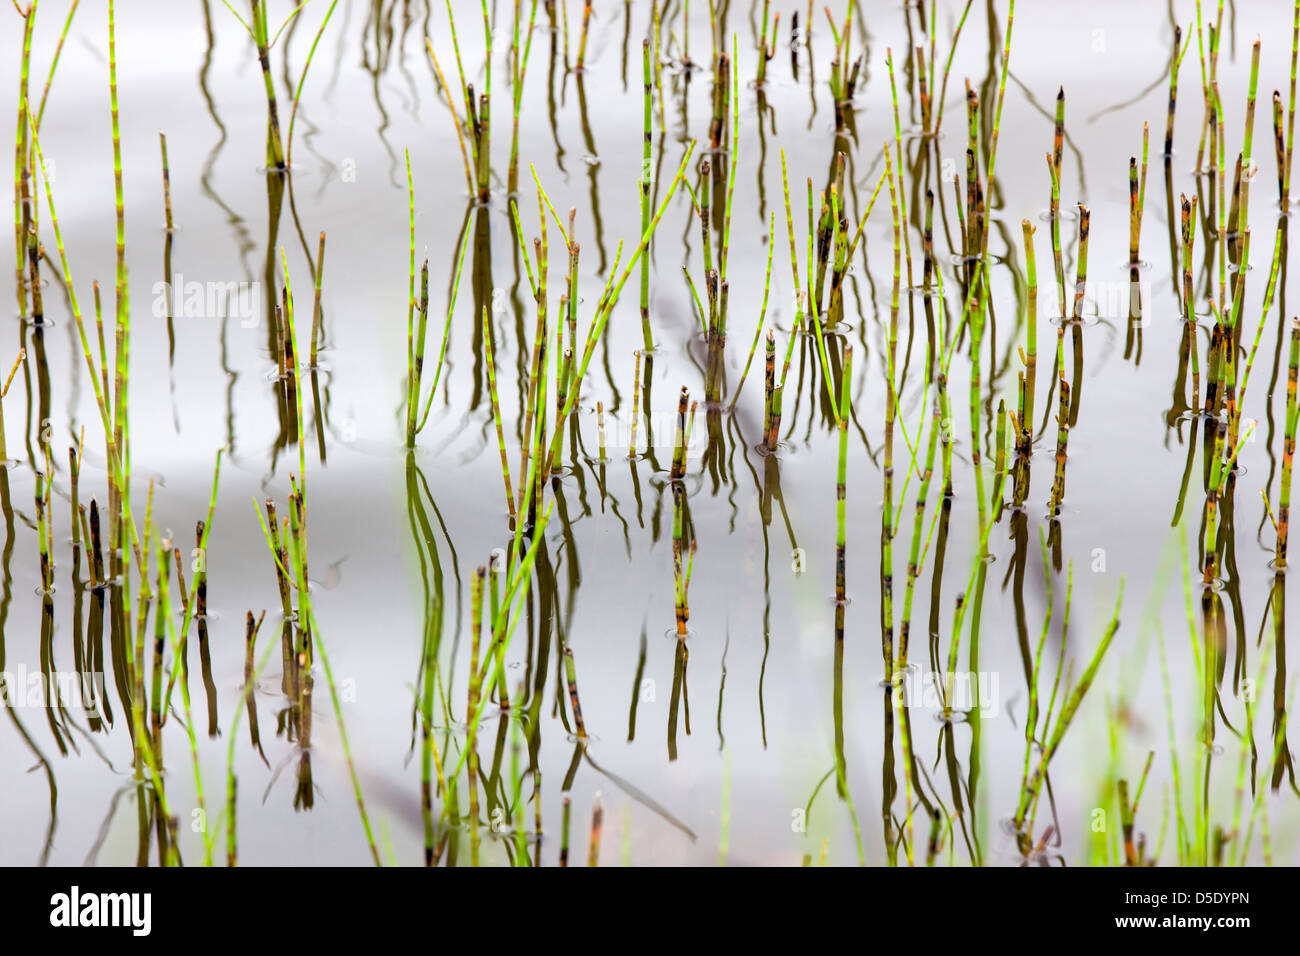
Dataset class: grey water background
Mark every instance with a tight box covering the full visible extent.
[0,0,1295,865]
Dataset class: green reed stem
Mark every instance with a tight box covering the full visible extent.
[1048,374,1070,515]
[1166,25,1192,157]
[12,3,35,319]
[587,792,602,866]
[285,0,339,169]
[507,0,539,195]
[639,37,653,350]
[482,306,516,519]
[467,565,485,865]
[1020,220,1037,452]
[835,346,852,606]
[1287,0,1300,204]
[426,38,474,196]
[1016,581,1126,844]
[225,610,269,866]
[405,258,430,447]
[729,211,775,410]
[1278,318,1298,570]
[931,0,974,138]
[248,0,286,169]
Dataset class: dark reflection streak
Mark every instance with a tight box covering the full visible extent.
[197,3,255,463]
[19,321,45,472]
[218,312,239,464]
[564,416,593,520]
[1163,159,1182,299]
[406,451,446,858]
[504,205,530,440]
[524,545,556,766]
[435,208,476,441]
[284,176,321,282]
[361,0,403,188]
[310,371,327,464]
[71,506,93,732]
[1218,486,1246,699]
[414,465,464,657]
[196,520,220,738]
[574,77,608,273]
[902,1,919,131]
[280,180,325,463]
[395,0,422,116]
[1270,574,1297,792]
[667,634,688,760]
[755,88,772,223]
[627,625,646,741]
[197,1,255,277]
[483,713,510,825]
[83,783,130,866]
[459,204,490,420]
[882,688,898,863]
[731,413,782,749]
[1084,23,1180,124]
[262,171,291,472]
[583,748,697,840]
[242,613,268,766]
[1195,173,1215,320]
[547,20,568,175]
[716,631,728,751]
[552,603,572,737]
[1256,221,1289,543]
[640,354,662,473]
[552,485,582,659]
[281,2,305,94]
[804,7,817,130]
[39,594,70,755]
[323,0,353,100]
[940,721,977,863]
[162,197,178,432]
[620,0,630,91]
[54,270,82,442]
[629,452,646,529]
[0,468,58,863]
[926,497,952,677]
[560,738,583,790]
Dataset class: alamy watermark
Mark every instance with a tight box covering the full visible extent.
[151,275,260,327]
[894,667,1000,719]
[0,666,108,716]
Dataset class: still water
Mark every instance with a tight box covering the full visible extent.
[0,0,1296,866]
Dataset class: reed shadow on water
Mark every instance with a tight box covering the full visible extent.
[0,0,1298,874]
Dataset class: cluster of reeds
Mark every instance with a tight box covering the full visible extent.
[404,151,469,447]
[751,147,883,455]
[425,0,540,200]
[29,8,378,860]
[671,388,698,638]
[483,147,693,527]
[26,4,173,860]
[223,0,338,171]
[1114,755,1157,866]
[247,248,378,860]
[683,38,740,406]
[9,0,1300,871]
[403,121,703,862]
[30,68,241,863]
[824,5,861,133]
[415,497,557,864]
[1012,569,1125,858]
